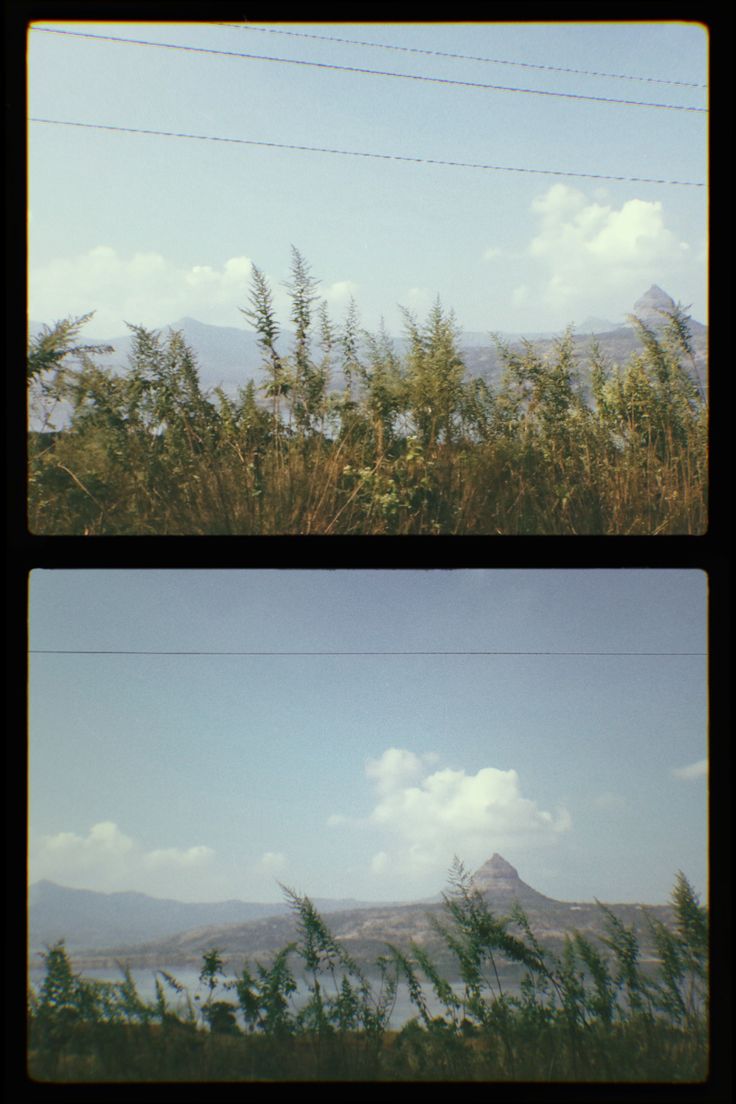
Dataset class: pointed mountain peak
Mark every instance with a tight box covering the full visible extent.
[642,283,670,299]
[470,853,556,906]
[479,853,519,876]
[472,853,520,887]
[632,285,676,323]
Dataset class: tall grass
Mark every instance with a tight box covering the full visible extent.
[27,257,707,534]
[27,868,708,1082]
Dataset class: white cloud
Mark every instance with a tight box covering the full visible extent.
[672,758,708,781]
[365,747,429,795]
[30,821,215,895]
[337,748,571,888]
[404,286,432,313]
[371,851,389,874]
[30,248,364,338]
[524,183,692,321]
[322,280,359,307]
[30,247,256,335]
[41,820,134,861]
[258,851,287,874]
[143,845,215,870]
[223,256,254,281]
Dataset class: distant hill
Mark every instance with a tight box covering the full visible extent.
[27,879,388,953]
[28,317,269,395]
[29,287,707,414]
[29,855,675,981]
[574,317,627,335]
[460,288,707,398]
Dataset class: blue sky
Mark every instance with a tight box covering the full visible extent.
[28,20,707,343]
[28,570,708,907]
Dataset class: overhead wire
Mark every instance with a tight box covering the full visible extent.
[28,118,706,187]
[30,649,706,657]
[29,27,707,113]
[213,21,708,90]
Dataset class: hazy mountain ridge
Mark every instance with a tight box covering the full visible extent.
[29,855,675,978]
[29,285,707,400]
[28,879,391,952]
[461,287,707,397]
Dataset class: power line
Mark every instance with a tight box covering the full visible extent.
[214,21,708,91]
[28,118,706,188]
[30,27,707,113]
[30,649,705,657]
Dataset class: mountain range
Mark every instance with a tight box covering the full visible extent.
[27,879,391,952]
[28,285,708,404]
[458,286,707,399]
[28,854,674,979]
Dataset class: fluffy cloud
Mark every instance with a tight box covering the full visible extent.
[334,748,571,887]
[530,185,687,270]
[30,248,364,339]
[404,286,432,313]
[322,279,359,308]
[142,845,215,870]
[365,748,437,795]
[672,758,708,781]
[30,247,257,335]
[518,184,692,323]
[30,821,215,895]
[258,851,287,874]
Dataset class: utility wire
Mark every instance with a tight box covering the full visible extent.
[214,21,708,91]
[30,649,706,656]
[28,118,706,188]
[30,27,707,113]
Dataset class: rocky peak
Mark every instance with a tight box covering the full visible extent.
[631,285,676,326]
[470,853,555,906]
[472,853,522,892]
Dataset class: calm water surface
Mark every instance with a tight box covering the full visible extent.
[29,965,518,1028]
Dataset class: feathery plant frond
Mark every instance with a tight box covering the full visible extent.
[410,941,462,1026]
[27,313,113,382]
[28,253,707,536]
[280,884,350,976]
[115,962,154,1024]
[595,901,653,1020]
[571,931,617,1025]
[386,944,431,1026]
[233,944,297,1036]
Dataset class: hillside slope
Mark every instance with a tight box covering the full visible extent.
[32,855,675,980]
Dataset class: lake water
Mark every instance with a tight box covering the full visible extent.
[28,965,502,1029]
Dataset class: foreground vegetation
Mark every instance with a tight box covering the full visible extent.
[27,250,707,534]
[27,866,708,1082]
